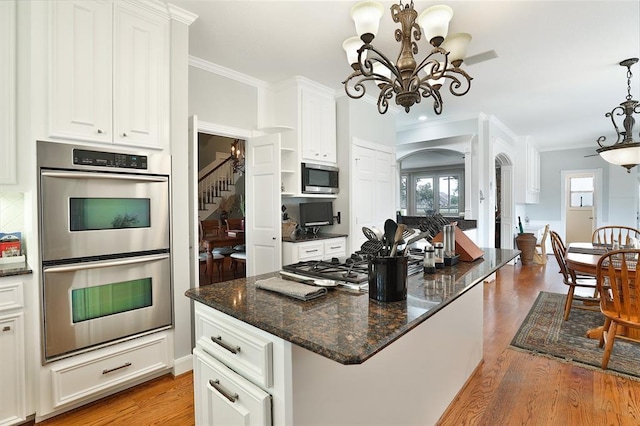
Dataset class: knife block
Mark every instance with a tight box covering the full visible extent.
[433,226,484,262]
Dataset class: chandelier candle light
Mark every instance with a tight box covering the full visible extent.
[342,1,473,115]
[596,58,640,173]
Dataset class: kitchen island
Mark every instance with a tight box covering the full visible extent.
[186,248,519,425]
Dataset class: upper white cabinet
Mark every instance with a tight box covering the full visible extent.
[50,0,169,149]
[0,0,16,184]
[274,77,337,166]
[515,137,540,204]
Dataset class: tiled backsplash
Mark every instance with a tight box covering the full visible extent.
[0,192,25,234]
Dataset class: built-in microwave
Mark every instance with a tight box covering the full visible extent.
[301,163,339,194]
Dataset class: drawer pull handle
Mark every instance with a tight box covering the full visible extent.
[330,246,340,249]
[305,249,319,253]
[212,336,241,354]
[102,362,132,375]
[2,326,10,332]
[210,379,239,403]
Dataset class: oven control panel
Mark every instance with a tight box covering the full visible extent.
[73,149,148,170]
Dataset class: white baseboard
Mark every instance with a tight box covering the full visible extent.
[173,353,193,376]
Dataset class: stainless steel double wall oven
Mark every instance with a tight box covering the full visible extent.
[37,141,172,362]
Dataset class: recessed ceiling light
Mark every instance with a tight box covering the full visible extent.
[418,115,428,121]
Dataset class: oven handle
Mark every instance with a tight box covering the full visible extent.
[41,170,168,183]
[43,253,170,273]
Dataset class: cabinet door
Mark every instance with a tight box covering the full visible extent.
[194,349,271,426]
[0,312,26,425]
[50,0,112,143]
[113,2,168,149]
[301,89,337,164]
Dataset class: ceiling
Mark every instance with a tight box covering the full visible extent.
[171,0,640,154]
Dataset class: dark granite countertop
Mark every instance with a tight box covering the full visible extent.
[185,248,519,365]
[282,232,348,243]
[0,261,33,278]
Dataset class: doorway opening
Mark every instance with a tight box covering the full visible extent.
[495,152,514,250]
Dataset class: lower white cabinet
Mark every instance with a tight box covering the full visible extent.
[0,280,26,426]
[282,236,346,265]
[194,348,271,426]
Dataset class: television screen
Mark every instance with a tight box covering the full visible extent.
[299,202,333,227]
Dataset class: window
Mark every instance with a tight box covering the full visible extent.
[402,169,464,216]
[569,176,594,207]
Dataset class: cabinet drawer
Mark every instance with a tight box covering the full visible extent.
[195,303,273,389]
[297,242,324,261]
[194,348,271,426]
[50,333,170,408]
[323,238,346,258]
[0,281,23,312]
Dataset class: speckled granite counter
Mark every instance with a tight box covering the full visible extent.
[281,232,348,243]
[0,261,33,278]
[186,247,518,365]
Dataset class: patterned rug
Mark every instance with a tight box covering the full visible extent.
[510,291,640,379]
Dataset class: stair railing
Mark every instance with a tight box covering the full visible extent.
[198,156,235,210]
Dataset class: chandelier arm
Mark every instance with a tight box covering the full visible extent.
[361,45,403,83]
[441,68,473,97]
[377,83,395,114]
[596,136,607,148]
[605,106,625,144]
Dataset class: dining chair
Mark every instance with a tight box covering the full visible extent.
[198,220,224,283]
[533,224,549,264]
[596,248,640,369]
[550,230,599,320]
[592,226,640,246]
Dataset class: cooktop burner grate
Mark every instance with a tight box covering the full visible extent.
[282,254,423,284]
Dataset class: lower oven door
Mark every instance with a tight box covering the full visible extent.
[42,253,172,362]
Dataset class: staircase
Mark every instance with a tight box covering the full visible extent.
[198,155,238,221]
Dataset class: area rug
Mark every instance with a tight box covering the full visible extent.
[510,291,640,380]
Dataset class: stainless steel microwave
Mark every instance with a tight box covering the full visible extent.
[301,163,339,194]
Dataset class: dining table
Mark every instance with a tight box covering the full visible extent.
[203,233,245,283]
[565,242,640,340]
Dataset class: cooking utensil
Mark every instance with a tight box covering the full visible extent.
[384,219,397,255]
[406,230,432,246]
[362,226,378,242]
[371,226,384,241]
[360,239,384,256]
[390,224,405,256]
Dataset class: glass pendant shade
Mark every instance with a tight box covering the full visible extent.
[351,1,384,38]
[417,5,453,46]
[343,36,364,66]
[442,33,472,64]
[598,143,640,169]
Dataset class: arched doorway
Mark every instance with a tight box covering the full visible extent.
[495,152,514,249]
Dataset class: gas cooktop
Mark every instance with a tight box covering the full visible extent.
[282,253,423,285]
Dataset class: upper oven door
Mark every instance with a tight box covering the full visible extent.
[40,169,170,262]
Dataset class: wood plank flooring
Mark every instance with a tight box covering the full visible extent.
[35,256,640,425]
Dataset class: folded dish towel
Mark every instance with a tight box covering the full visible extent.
[255,277,327,301]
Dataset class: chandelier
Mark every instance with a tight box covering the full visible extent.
[596,58,640,173]
[230,139,245,174]
[342,1,473,115]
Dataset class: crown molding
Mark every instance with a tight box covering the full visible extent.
[189,56,270,90]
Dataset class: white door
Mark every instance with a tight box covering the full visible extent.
[565,172,596,244]
[352,145,376,254]
[246,133,281,275]
[500,165,514,249]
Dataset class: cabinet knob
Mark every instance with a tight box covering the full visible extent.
[97,129,103,134]
[122,132,128,137]
[323,154,327,157]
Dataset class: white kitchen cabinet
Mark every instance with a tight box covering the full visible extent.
[300,87,337,164]
[282,236,346,265]
[49,0,169,149]
[0,279,26,426]
[0,0,16,184]
[193,303,273,426]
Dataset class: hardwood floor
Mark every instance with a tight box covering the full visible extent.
[35,256,640,425]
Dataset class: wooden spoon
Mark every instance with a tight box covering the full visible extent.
[390,224,405,256]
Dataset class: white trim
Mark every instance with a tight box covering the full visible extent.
[197,119,254,140]
[189,55,270,89]
[172,354,193,376]
[352,136,394,154]
[167,4,198,25]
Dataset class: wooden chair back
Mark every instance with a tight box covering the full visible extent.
[596,249,640,368]
[551,231,573,283]
[592,226,640,246]
[534,224,550,264]
[200,220,220,240]
[225,218,244,231]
